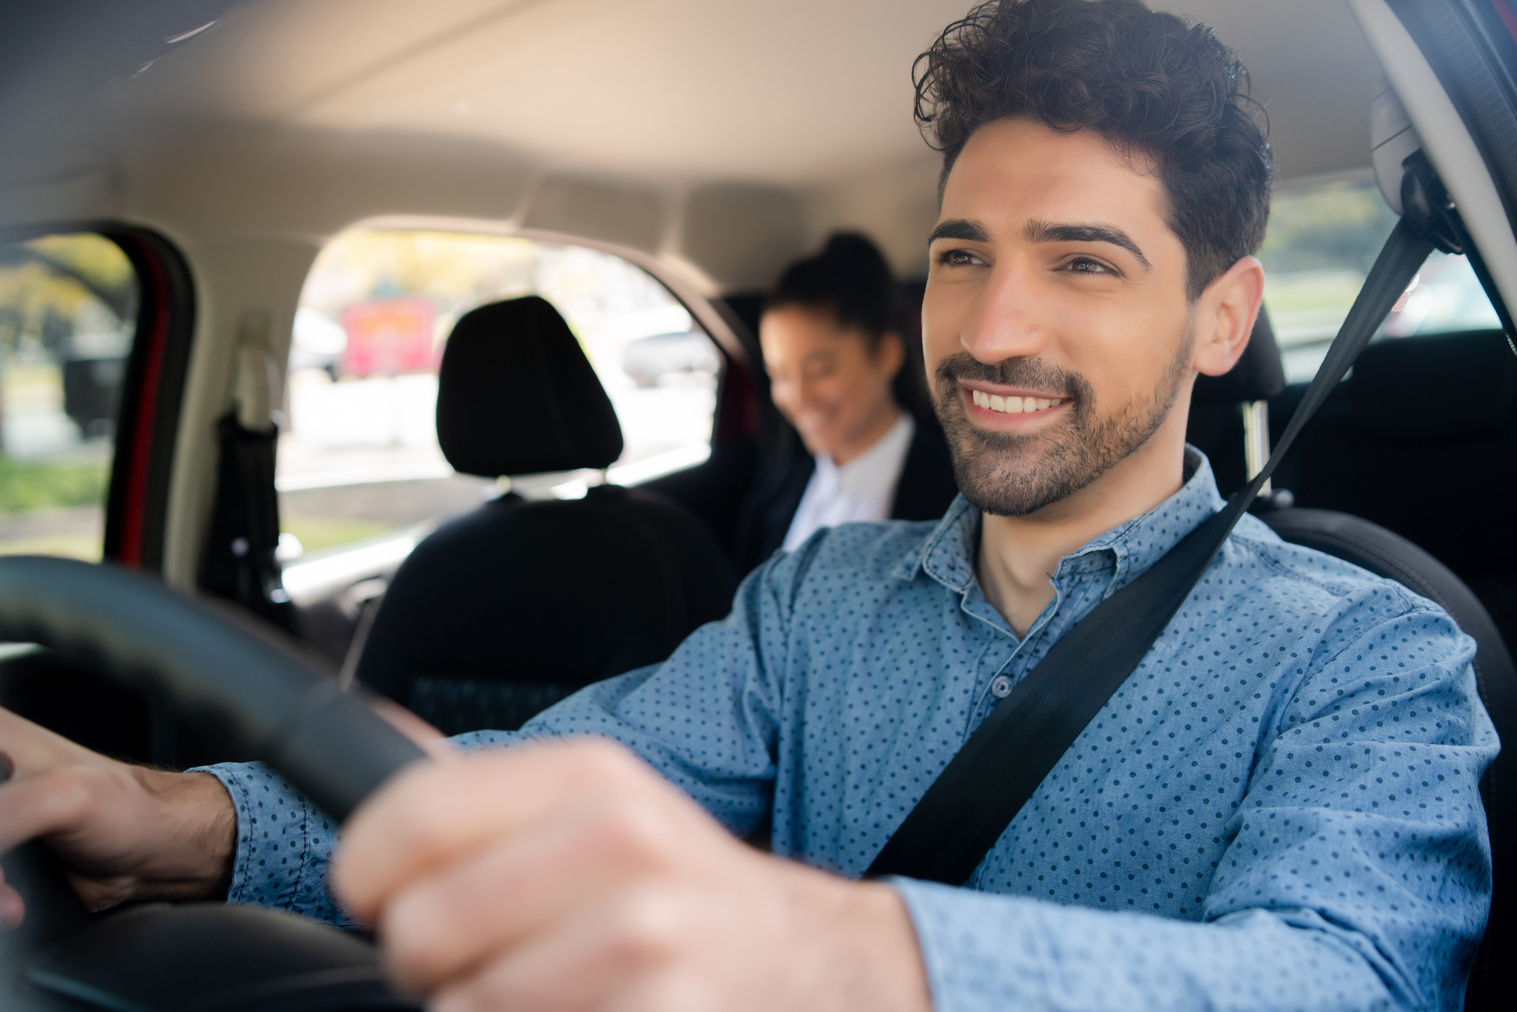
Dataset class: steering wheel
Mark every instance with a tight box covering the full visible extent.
[0,555,429,1012]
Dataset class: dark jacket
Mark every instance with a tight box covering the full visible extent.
[732,416,959,572]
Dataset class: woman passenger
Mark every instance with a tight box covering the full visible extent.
[733,232,958,570]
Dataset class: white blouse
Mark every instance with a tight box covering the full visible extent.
[780,412,916,552]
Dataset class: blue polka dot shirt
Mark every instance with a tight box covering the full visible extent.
[203,450,1497,1012]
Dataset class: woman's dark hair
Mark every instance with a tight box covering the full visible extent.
[765,232,898,348]
[914,0,1271,299]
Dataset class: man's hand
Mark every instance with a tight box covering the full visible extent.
[333,738,932,1012]
[0,707,235,927]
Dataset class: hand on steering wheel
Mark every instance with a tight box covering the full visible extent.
[335,737,932,1012]
[0,706,235,926]
[0,555,428,936]
[0,556,931,1012]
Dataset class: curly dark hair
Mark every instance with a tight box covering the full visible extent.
[915,0,1271,298]
[765,231,898,347]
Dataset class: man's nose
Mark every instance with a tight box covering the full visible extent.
[961,262,1051,364]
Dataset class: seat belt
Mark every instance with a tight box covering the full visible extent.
[865,219,1434,885]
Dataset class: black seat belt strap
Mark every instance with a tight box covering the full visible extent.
[865,219,1434,885]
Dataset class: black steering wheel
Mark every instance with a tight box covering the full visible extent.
[0,555,429,1012]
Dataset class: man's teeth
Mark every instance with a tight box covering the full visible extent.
[971,390,1066,414]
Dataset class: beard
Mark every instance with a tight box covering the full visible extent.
[933,334,1193,518]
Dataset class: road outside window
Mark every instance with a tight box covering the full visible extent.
[277,231,719,580]
[0,234,136,560]
[1260,177,1499,382]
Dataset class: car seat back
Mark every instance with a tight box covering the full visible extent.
[1260,506,1517,1012]
[354,296,737,734]
[1278,329,1516,589]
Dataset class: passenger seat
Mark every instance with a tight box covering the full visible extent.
[1274,329,1517,652]
[354,296,738,734]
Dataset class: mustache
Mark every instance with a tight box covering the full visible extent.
[934,353,1088,401]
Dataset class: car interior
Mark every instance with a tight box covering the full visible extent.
[353,294,738,735]
[2,0,1517,1010]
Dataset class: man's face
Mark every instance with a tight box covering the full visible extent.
[924,117,1197,517]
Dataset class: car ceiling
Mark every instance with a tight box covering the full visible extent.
[1,0,1385,287]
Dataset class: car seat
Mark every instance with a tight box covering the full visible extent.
[1257,507,1517,1011]
[1188,320,1517,1012]
[1271,328,1517,653]
[353,296,739,735]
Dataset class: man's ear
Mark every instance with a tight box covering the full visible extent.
[1192,256,1265,378]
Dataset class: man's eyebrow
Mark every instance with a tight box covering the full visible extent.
[1024,219,1151,270]
[927,219,991,245]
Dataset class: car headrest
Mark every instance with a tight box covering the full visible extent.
[1192,308,1286,405]
[436,296,624,477]
[1349,329,1517,436]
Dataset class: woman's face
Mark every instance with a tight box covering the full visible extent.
[760,305,905,465]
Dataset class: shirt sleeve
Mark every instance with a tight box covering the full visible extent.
[195,543,812,924]
[197,760,356,927]
[892,589,1497,1012]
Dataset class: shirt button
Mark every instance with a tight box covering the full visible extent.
[990,674,1014,698]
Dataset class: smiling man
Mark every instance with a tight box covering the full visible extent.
[0,1,1497,1011]
[922,113,1259,636]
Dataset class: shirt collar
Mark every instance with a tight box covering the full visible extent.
[893,445,1225,597]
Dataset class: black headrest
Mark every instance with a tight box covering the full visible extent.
[1349,329,1517,436]
[436,296,623,477]
[1192,308,1286,405]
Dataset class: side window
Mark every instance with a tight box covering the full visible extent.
[0,234,136,559]
[1260,177,1500,382]
[278,230,719,567]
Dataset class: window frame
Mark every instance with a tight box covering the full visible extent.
[0,223,197,570]
[97,228,197,571]
[512,226,757,450]
[340,221,758,449]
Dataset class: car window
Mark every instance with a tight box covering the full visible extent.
[0,234,137,560]
[277,230,719,568]
[1259,176,1500,383]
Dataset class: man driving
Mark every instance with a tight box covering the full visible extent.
[0,1,1497,1010]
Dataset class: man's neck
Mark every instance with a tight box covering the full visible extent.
[975,425,1189,637]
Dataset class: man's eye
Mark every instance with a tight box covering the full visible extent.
[936,248,983,267]
[1064,256,1113,274]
